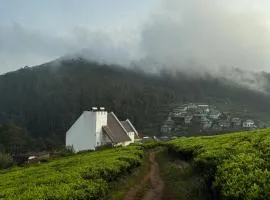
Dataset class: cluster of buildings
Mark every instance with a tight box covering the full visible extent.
[161,103,263,135]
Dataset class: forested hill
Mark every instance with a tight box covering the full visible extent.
[0,58,270,146]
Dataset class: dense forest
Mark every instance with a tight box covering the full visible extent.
[1,58,270,152]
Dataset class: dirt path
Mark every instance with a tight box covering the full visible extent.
[124,151,164,200]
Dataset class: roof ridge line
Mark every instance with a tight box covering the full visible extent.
[110,112,130,137]
[126,119,138,135]
[102,126,115,143]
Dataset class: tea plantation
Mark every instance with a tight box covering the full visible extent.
[0,146,143,200]
[167,129,270,199]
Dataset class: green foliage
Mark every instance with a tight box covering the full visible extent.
[1,59,270,148]
[0,146,143,200]
[0,152,13,169]
[0,123,33,153]
[57,145,75,157]
[167,129,270,199]
[137,140,163,149]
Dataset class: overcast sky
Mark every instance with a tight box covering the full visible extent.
[1,0,270,74]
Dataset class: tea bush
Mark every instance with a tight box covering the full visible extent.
[167,129,270,200]
[0,146,143,200]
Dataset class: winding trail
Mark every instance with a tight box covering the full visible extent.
[124,151,164,200]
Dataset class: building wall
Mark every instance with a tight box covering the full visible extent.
[95,111,108,146]
[66,109,136,151]
[127,131,135,142]
[66,111,97,152]
[243,122,254,128]
[115,141,133,147]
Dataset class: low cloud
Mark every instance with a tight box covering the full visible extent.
[1,0,270,92]
[0,23,136,73]
[139,0,270,72]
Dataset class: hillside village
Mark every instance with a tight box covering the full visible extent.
[161,103,268,136]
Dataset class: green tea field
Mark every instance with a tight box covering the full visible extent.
[0,146,143,200]
[167,129,270,199]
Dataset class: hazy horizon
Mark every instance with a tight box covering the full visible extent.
[1,0,270,74]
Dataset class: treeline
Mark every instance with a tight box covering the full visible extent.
[0,123,62,154]
[0,58,269,149]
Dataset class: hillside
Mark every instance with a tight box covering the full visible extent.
[0,146,143,199]
[167,129,270,199]
[2,129,270,200]
[0,58,270,149]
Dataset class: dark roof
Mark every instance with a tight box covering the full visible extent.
[122,119,140,139]
[102,112,131,143]
[121,121,134,132]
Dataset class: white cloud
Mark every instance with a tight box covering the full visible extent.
[139,0,270,72]
[1,0,270,77]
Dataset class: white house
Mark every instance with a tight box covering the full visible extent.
[184,115,193,125]
[187,103,198,110]
[243,119,256,129]
[209,110,221,120]
[66,107,139,152]
[201,116,212,129]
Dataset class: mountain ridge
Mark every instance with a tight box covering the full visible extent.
[0,58,270,145]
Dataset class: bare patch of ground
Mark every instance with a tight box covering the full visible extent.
[124,151,164,200]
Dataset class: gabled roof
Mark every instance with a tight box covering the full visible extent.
[121,119,140,139]
[121,121,134,132]
[102,112,131,143]
[245,119,255,123]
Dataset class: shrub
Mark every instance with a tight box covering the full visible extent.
[166,129,270,199]
[0,146,143,199]
[58,145,75,157]
[0,152,13,169]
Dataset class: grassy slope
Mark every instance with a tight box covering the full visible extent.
[0,146,143,200]
[166,128,270,199]
[157,148,209,200]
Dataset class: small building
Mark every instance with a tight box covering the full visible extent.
[208,110,221,120]
[187,103,198,110]
[219,120,231,129]
[184,115,193,125]
[212,124,222,131]
[257,121,267,129]
[166,116,174,126]
[201,116,212,129]
[243,119,256,129]
[120,119,140,142]
[66,107,139,152]
[197,104,210,113]
[231,118,242,127]
[161,115,175,134]
[160,124,172,134]
[173,106,187,113]
[28,156,40,164]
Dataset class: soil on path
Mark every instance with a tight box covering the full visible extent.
[124,151,164,200]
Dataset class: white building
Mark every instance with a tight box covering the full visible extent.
[197,104,210,113]
[184,115,193,125]
[187,103,197,110]
[208,110,221,120]
[243,119,256,129]
[201,116,212,129]
[66,107,139,152]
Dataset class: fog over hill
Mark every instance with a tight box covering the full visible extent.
[37,0,270,94]
[2,1,270,77]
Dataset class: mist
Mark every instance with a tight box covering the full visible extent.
[1,0,270,91]
[134,0,270,92]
